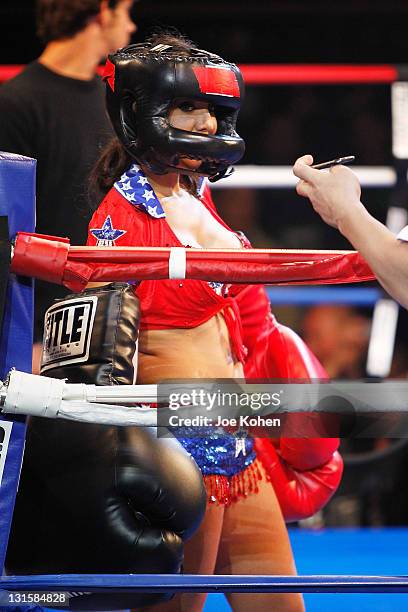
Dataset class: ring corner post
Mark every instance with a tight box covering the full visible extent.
[0,152,36,571]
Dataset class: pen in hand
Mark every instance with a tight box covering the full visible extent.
[311,155,355,170]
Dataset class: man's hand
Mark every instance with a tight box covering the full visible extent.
[293,154,363,230]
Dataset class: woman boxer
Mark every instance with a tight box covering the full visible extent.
[88,31,305,612]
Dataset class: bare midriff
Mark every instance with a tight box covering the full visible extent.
[137,311,244,384]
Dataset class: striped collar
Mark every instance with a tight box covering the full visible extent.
[114,164,205,218]
[114,163,165,218]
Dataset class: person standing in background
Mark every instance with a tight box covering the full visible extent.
[0,0,137,362]
[301,305,370,379]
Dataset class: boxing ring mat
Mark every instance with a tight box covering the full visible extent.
[0,152,35,571]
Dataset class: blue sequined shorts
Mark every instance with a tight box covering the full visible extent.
[176,427,256,476]
[174,427,261,505]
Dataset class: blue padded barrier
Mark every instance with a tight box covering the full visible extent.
[0,152,35,569]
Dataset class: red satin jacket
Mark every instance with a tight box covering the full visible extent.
[87,175,259,364]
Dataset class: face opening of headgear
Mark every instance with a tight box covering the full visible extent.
[103,41,245,182]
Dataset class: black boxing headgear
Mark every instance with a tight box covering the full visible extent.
[103,42,245,182]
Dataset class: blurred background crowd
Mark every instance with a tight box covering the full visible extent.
[2,0,408,529]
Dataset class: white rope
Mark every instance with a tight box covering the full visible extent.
[63,382,158,403]
[3,370,158,426]
[211,165,397,189]
[56,401,157,426]
[6,371,408,424]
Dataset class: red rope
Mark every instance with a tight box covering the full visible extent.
[0,64,399,85]
[239,64,398,85]
[10,232,375,293]
[68,246,355,263]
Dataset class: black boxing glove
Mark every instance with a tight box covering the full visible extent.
[6,283,206,611]
[40,282,140,385]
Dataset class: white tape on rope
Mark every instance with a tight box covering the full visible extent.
[211,165,397,189]
[169,247,187,279]
[5,370,64,418]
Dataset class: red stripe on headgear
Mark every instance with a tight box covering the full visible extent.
[103,58,116,92]
[192,66,240,98]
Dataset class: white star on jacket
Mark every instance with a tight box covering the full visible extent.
[120,180,132,191]
[143,189,155,202]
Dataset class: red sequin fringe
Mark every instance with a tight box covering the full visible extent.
[204,459,263,506]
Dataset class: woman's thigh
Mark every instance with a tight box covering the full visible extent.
[215,473,305,612]
[139,501,225,612]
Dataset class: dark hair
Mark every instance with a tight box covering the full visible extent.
[89,29,201,206]
[137,27,196,53]
[36,0,121,44]
[89,138,132,205]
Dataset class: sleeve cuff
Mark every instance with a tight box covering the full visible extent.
[397,225,408,241]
